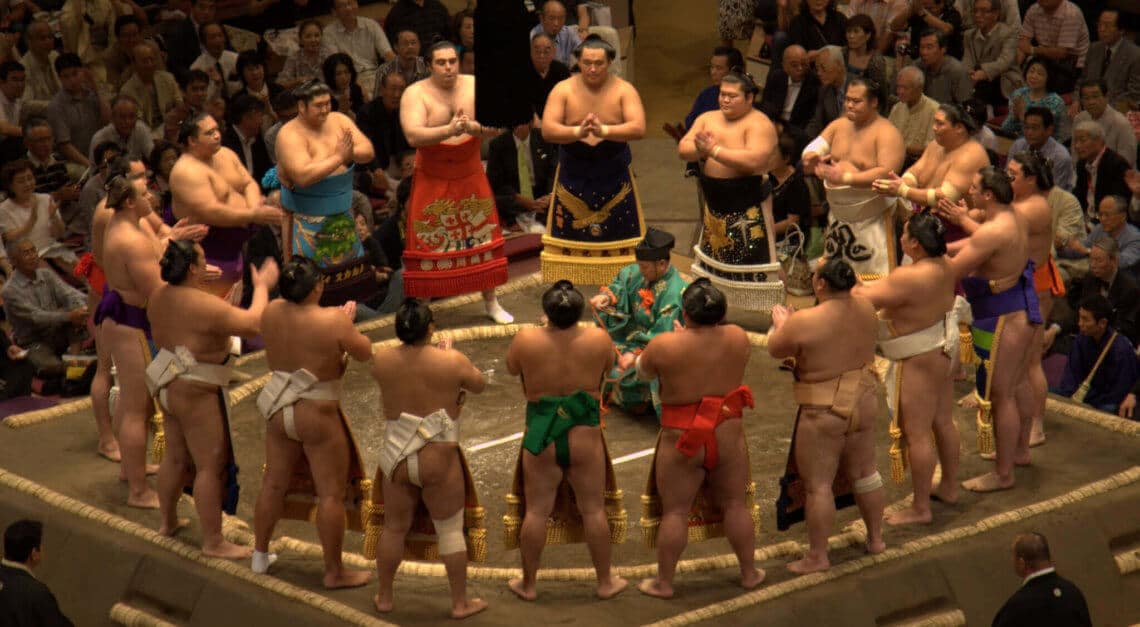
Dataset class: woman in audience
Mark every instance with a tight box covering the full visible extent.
[454,9,475,52]
[278,19,325,91]
[0,160,78,275]
[233,50,282,131]
[768,133,812,241]
[148,141,181,226]
[842,14,889,114]
[1001,56,1070,143]
[322,53,365,120]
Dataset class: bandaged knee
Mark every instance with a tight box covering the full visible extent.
[433,510,466,556]
[803,136,831,160]
[852,471,884,494]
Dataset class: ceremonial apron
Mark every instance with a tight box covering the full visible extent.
[823,181,898,281]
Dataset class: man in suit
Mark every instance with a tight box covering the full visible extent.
[1081,9,1140,106]
[487,121,555,232]
[1051,236,1140,348]
[1073,120,1132,219]
[961,0,1022,107]
[162,0,217,82]
[222,94,272,186]
[358,72,410,171]
[805,45,846,139]
[759,45,820,137]
[993,532,1091,627]
[0,519,74,626]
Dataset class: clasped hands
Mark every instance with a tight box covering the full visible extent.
[575,113,609,139]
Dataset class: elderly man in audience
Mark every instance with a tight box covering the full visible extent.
[383,0,452,52]
[912,30,970,105]
[1079,9,1139,107]
[120,41,182,132]
[806,46,846,138]
[1072,121,1133,219]
[88,95,155,162]
[0,60,26,162]
[0,159,77,274]
[961,0,1021,108]
[18,20,58,119]
[190,22,241,103]
[23,119,83,236]
[759,45,819,140]
[375,29,429,96]
[889,65,938,169]
[530,32,570,120]
[958,0,1021,30]
[0,238,88,382]
[1061,196,1140,277]
[891,0,964,60]
[1054,295,1138,414]
[530,0,581,66]
[1049,237,1140,349]
[103,15,144,91]
[1017,0,1089,94]
[47,54,109,170]
[323,0,393,100]
[1073,80,1137,169]
[1007,107,1074,191]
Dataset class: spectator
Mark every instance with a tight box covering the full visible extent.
[0,329,35,400]
[161,0,215,78]
[119,41,182,131]
[232,51,281,131]
[1053,237,1140,347]
[843,14,889,114]
[18,20,58,118]
[913,30,971,104]
[222,94,272,185]
[1073,80,1137,168]
[178,69,211,115]
[383,0,453,55]
[102,14,143,91]
[322,0,393,99]
[962,98,999,162]
[1007,107,1074,191]
[847,0,908,55]
[685,46,743,131]
[1049,185,1086,261]
[759,44,820,136]
[58,0,133,78]
[769,133,812,239]
[47,55,108,170]
[322,53,365,120]
[806,46,847,138]
[264,91,298,164]
[529,32,570,119]
[1001,56,1068,142]
[892,0,963,60]
[1017,0,1089,95]
[788,0,847,62]
[1081,10,1140,107]
[88,95,154,162]
[0,60,26,163]
[358,72,409,170]
[530,0,581,66]
[961,0,1022,108]
[75,141,122,249]
[1055,294,1138,414]
[278,19,326,92]
[23,119,83,236]
[375,29,429,96]
[459,48,475,76]
[958,0,1021,31]
[487,120,554,232]
[992,532,1092,627]
[0,160,77,271]
[1062,196,1140,274]
[1073,122,1132,218]
[0,519,74,626]
[189,21,240,102]
[454,9,475,52]
[0,238,87,379]
[889,65,938,168]
[148,140,180,225]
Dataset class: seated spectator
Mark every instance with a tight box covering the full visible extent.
[322,0,393,100]
[178,69,210,115]
[0,238,88,380]
[806,45,846,138]
[161,0,214,78]
[530,32,570,119]
[278,19,326,92]
[530,0,581,66]
[58,0,134,81]
[959,0,1021,32]
[1073,79,1137,168]
[454,9,475,52]
[119,40,182,131]
[847,0,907,55]
[1016,0,1089,95]
[46,54,107,170]
[1001,56,1069,142]
[788,0,847,63]
[88,95,154,162]
[961,99,999,163]
[358,71,409,171]
[487,121,554,232]
[232,51,281,131]
[265,91,298,164]
[889,65,938,169]
[684,46,743,132]
[1050,185,1086,260]
[156,102,188,145]
[913,30,971,105]
[323,53,365,120]
[1081,10,1139,107]
[891,0,963,60]
[0,160,78,273]
[0,60,26,164]
[383,0,452,55]
[769,133,812,239]
[18,20,58,119]
[961,0,1022,108]
[1054,294,1138,413]
[190,21,241,103]
[102,14,143,91]
[459,48,475,76]
[0,519,74,626]
[1008,107,1074,191]
[75,141,122,249]
[23,119,83,236]
[222,94,272,185]
[1073,121,1132,218]
[375,29,429,96]
[1052,237,1140,347]
[0,328,35,400]
[758,44,819,138]
[842,14,889,113]
[1061,196,1140,275]
[148,140,179,225]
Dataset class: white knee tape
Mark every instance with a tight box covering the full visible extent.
[853,471,884,494]
[803,136,831,159]
[433,510,466,555]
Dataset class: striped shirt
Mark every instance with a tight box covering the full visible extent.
[1019,0,1089,68]
[846,0,908,39]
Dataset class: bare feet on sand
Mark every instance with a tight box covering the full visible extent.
[596,575,629,599]
[120,464,159,480]
[957,392,979,408]
[979,451,1031,465]
[323,569,373,589]
[962,472,1014,493]
[932,481,959,504]
[98,445,121,462]
[886,505,932,526]
[787,554,830,575]
[638,578,674,599]
[158,517,190,536]
[1029,430,1046,447]
[451,598,488,619]
[127,490,160,509]
[741,568,766,589]
[507,577,536,601]
[202,540,254,560]
[373,595,392,613]
[866,539,887,554]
